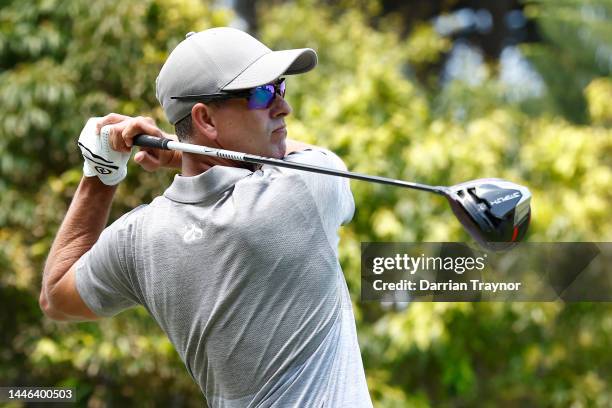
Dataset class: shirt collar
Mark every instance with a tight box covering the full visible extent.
[164,166,253,204]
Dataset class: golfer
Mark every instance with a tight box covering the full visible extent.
[41,27,372,407]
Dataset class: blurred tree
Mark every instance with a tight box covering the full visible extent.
[233,0,258,31]
[0,0,232,405]
[0,0,610,407]
[260,1,611,406]
[585,77,612,126]
[377,0,538,57]
[521,0,612,123]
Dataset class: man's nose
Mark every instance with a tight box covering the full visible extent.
[270,95,292,118]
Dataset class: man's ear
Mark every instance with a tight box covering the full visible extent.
[191,103,218,142]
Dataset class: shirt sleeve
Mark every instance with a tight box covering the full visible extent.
[285,149,355,224]
[75,208,143,317]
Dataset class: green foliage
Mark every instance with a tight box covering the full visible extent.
[522,0,612,123]
[0,0,231,405]
[1,0,610,406]
[585,77,612,126]
[261,1,611,406]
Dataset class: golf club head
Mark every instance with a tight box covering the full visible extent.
[445,178,531,251]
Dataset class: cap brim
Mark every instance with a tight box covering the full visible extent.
[222,48,317,91]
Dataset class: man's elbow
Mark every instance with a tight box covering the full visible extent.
[39,290,67,321]
[39,287,89,322]
[39,264,100,322]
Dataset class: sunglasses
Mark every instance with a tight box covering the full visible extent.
[171,78,286,110]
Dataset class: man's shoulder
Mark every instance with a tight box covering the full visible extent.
[284,148,348,171]
[121,203,149,220]
[256,148,349,188]
[105,203,151,235]
[245,148,354,227]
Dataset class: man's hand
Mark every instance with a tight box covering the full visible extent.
[78,117,132,185]
[96,113,182,171]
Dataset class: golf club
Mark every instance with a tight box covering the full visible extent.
[132,134,531,251]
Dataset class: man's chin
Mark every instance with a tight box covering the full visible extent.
[272,141,287,159]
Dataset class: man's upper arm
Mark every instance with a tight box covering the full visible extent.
[43,210,142,321]
[42,264,101,321]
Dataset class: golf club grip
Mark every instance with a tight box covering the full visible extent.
[133,134,171,150]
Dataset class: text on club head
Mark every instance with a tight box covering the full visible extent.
[490,192,520,205]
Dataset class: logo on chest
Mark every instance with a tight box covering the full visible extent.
[183,223,203,243]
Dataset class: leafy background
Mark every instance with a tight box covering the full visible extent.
[0,0,610,406]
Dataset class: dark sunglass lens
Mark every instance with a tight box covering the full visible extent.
[264,84,276,94]
[248,86,275,109]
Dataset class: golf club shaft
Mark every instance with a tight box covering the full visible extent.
[133,135,447,195]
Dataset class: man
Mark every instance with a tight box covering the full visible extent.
[41,27,372,407]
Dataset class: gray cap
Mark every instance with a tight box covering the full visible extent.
[156,27,318,124]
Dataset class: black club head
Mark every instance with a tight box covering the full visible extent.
[445,178,532,251]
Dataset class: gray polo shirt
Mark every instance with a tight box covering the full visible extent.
[76,149,372,407]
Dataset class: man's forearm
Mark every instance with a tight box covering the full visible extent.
[43,176,117,293]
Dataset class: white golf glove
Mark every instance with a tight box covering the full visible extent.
[78,117,131,186]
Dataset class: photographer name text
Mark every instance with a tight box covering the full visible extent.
[372,279,522,292]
